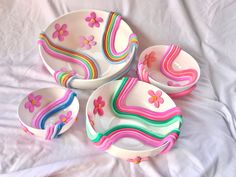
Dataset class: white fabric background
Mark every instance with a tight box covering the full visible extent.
[0,0,236,176]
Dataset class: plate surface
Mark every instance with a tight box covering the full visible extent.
[38,9,138,89]
[18,87,79,140]
[86,77,182,162]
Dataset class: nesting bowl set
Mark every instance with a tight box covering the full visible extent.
[18,9,200,163]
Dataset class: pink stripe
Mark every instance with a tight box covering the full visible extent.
[32,90,72,128]
[38,40,89,79]
[45,126,53,140]
[160,45,198,85]
[116,78,181,120]
[94,128,178,151]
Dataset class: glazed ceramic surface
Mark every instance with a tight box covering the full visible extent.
[38,9,138,89]
[86,77,182,162]
[18,87,79,140]
[138,45,200,95]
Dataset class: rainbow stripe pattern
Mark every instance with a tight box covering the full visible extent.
[38,33,99,81]
[111,77,182,126]
[160,45,198,86]
[32,90,76,140]
[54,70,78,88]
[102,12,138,63]
[87,77,182,152]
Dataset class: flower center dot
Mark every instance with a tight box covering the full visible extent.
[91,18,96,23]
[62,117,67,122]
[84,39,89,44]
[152,95,157,101]
[31,100,36,105]
[59,30,64,35]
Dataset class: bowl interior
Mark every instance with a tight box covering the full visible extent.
[86,80,181,151]
[18,87,79,130]
[39,10,135,81]
[139,45,200,88]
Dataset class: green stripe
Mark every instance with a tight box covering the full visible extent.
[90,124,180,142]
[111,77,183,126]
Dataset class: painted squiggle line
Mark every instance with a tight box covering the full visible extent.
[38,33,99,79]
[45,122,64,140]
[102,12,138,63]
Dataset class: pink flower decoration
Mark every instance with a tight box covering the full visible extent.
[58,111,72,124]
[79,35,97,50]
[24,94,42,113]
[143,51,156,68]
[52,23,69,41]
[93,96,105,116]
[85,12,103,28]
[127,156,149,164]
[148,90,164,108]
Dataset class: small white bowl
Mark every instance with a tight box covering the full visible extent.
[86,77,182,163]
[38,9,138,89]
[137,45,200,96]
[18,87,79,140]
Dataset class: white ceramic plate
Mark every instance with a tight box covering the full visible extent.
[18,87,79,140]
[38,9,138,89]
[86,77,182,163]
[138,45,200,94]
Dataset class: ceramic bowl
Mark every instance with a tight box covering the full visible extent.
[86,77,182,163]
[137,45,200,97]
[38,9,138,89]
[18,87,79,140]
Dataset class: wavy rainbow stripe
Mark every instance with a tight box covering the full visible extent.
[32,89,76,135]
[111,77,182,126]
[102,12,138,63]
[160,45,198,86]
[38,33,99,80]
[90,124,180,152]
[54,70,78,88]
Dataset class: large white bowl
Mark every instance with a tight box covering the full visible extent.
[38,9,138,89]
[18,87,79,140]
[138,45,200,96]
[86,77,182,163]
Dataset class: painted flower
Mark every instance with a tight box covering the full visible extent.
[167,81,181,87]
[93,96,105,116]
[58,111,72,124]
[127,156,149,164]
[52,23,69,41]
[79,35,97,50]
[24,94,42,113]
[148,90,164,108]
[143,51,156,68]
[85,12,103,28]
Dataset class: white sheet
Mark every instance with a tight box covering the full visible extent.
[1,0,236,176]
